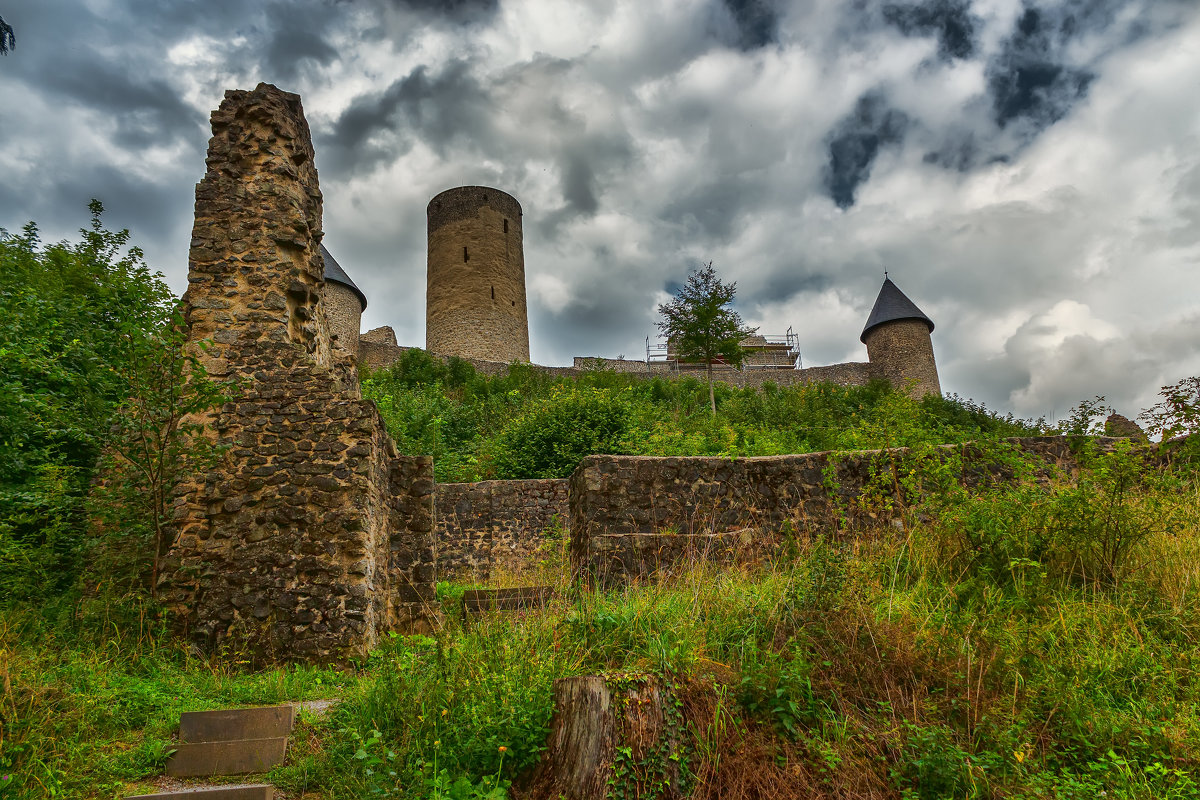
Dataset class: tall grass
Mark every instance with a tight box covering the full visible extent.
[5,443,1200,799]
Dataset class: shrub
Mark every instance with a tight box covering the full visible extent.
[489,386,631,479]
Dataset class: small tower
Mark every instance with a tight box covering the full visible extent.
[860,277,941,398]
[321,244,367,359]
[426,186,530,363]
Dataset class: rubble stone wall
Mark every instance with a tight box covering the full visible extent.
[163,84,436,663]
[435,479,569,579]
[569,438,1087,587]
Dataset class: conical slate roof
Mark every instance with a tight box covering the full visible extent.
[320,244,367,311]
[860,277,933,343]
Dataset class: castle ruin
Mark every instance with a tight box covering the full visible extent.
[162,84,437,661]
[162,83,951,662]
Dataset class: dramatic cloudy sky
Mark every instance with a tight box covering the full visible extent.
[2,0,1198,421]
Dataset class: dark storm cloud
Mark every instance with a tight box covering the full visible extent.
[717,0,779,50]
[262,5,341,82]
[984,1,1136,134]
[743,270,834,308]
[659,174,763,241]
[376,0,500,24]
[823,92,909,209]
[36,52,205,146]
[882,0,977,60]
[560,155,599,216]
[321,60,490,175]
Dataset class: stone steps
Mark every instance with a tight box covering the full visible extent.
[128,785,273,800]
[462,586,554,618]
[129,705,294,799]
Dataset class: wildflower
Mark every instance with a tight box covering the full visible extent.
[498,746,507,753]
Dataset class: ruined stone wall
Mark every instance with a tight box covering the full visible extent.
[324,282,362,359]
[864,319,941,398]
[435,479,569,579]
[163,84,436,663]
[569,438,1085,587]
[426,186,530,363]
[362,347,883,391]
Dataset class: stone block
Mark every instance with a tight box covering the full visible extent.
[462,587,554,616]
[165,738,289,777]
[127,785,273,800]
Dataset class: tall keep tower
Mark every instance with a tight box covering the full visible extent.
[426,186,530,363]
[861,277,941,398]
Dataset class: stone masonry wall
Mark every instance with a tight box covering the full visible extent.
[324,281,362,360]
[162,84,437,663]
[435,479,569,579]
[426,186,530,363]
[863,319,941,398]
[360,342,883,392]
[569,438,1086,587]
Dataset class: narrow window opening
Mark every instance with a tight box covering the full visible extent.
[463,246,469,263]
[491,286,495,300]
[503,219,509,233]
[483,193,488,201]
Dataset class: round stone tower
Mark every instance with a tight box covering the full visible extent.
[321,244,367,359]
[426,186,530,363]
[860,277,941,398]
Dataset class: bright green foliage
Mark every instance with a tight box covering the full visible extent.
[0,203,224,601]
[656,262,757,413]
[362,360,1042,482]
[5,458,1200,799]
[490,386,631,478]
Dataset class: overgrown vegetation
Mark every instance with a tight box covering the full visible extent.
[6,445,1200,798]
[361,348,1041,483]
[5,212,1200,799]
[0,204,224,605]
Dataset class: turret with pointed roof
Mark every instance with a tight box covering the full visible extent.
[861,277,941,398]
[321,244,366,358]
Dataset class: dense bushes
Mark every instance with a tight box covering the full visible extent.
[361,355,1042,482]
[0,204,222,603]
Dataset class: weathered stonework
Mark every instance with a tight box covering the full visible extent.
[863,319,941,398]
[324,281,362,359]
[426,187,530,363]
[163,84,437,662]
[569,438,1088,587]
[435,479,568,578]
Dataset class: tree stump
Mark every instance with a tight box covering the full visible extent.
[526,674,691,800]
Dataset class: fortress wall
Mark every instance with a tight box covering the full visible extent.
[164,84,437,663]
[569,438,1085,587]
[362,346,882,392]
[434,479,569,579]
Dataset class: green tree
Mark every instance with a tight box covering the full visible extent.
[0,202,222,601]
[0,16,13,56]
[657,262,756,414]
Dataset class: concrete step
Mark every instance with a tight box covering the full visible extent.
[128,785,273,800]
[165,738,289,778]
[179,706,294,743]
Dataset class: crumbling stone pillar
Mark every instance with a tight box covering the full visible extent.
[162,83,437,662]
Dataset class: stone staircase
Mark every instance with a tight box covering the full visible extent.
[127,705,295,800]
